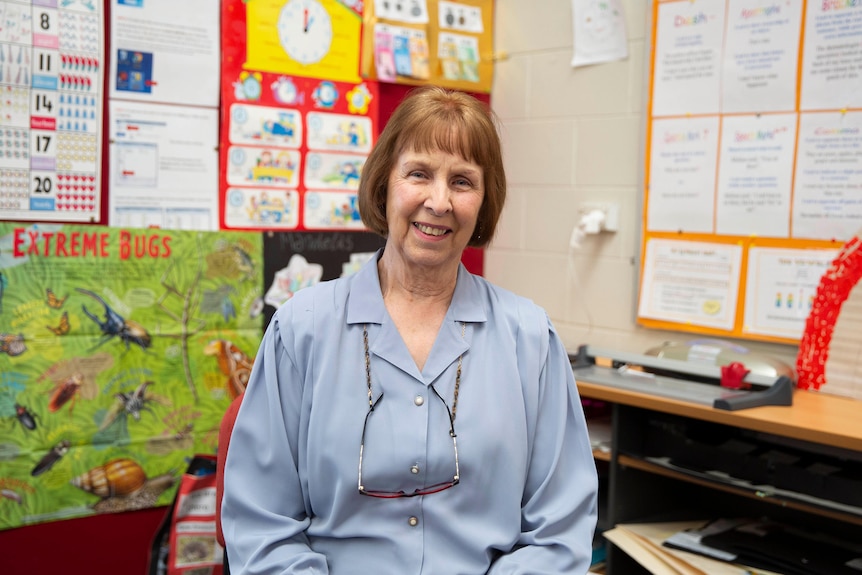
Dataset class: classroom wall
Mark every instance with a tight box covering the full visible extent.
[486,0,798,365]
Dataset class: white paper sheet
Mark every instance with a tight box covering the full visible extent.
[721,0,802,114]
[800,1,862,111]
[638,238,743,330]
[792,111,862,241]
[108,100,219,230]
[715,113,797,237]
[648,116,721,233]
[743,246,839,338]
[109,0,220,107]
[570,0,628,68]
[652,0,725,117]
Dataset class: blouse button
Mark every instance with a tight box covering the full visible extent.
[408,516,419,527]
[414,395,424,406]
[410,465,420,474]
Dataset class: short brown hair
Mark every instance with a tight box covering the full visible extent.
[358,86,506,247]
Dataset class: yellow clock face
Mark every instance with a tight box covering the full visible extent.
[278,0,333,65]
[245,0,362,83]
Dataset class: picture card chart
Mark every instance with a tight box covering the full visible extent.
[638,0,856,343]
[220,0,378,232]
[360,0,494,93]
[0,0,103,222]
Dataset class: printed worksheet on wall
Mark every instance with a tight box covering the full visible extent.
[743,246,839,338]
[108,101,219,230]
[715,113,797,237]
[720,0,802,114]
[800,1,862,111]
[638,238,743,331]
[792,111,862,241]
[647,116,720,233]
[109,0,220,107]
[651,0,725,117]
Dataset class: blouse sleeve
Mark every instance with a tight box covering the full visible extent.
[221,311,330,574]
[487,314,599,575]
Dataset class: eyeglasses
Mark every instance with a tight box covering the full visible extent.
[358,384,460,498]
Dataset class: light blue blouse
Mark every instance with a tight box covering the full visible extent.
[222,250,598,574]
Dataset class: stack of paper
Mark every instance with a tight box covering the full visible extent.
[602,521,783,575]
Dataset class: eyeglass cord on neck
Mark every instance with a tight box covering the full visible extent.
[363,322,465,420]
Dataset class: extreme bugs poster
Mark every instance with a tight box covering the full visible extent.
[0,222,263,531]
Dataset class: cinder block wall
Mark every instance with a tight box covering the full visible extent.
[487,0,797,365]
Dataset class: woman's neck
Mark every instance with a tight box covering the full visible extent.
[377,250,459,306]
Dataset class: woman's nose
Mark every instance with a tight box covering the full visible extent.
[424,178,452,214]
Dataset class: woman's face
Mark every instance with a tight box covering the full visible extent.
[384,147,484,273]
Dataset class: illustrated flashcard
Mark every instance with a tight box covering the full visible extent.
[438,1,483,33]
[225,187,299,229]
[393,30,413,77]
[408,29,430,80]
[438,33,461,80]
[303,190,364,229]
[374,0,429,24]
[227,146,300,188]
[229,104,302,148]
[456,34,480,83]
[374,24,397,81]
[304,152,365,190]
[306,112,373,153]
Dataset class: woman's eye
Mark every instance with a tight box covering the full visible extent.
[453,178,472,187]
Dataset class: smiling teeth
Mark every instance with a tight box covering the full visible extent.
[416,223,446,236]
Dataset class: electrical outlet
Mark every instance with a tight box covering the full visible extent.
[579,202,620,233]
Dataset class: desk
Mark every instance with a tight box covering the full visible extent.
[576,381,862,575]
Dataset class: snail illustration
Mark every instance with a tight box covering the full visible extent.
[70,458,147,498]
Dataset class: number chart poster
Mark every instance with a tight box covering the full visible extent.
[220,0,379,232]
[0,222,263,531]
[0,0,104,223]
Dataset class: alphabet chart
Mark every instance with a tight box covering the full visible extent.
[0,0,103,222]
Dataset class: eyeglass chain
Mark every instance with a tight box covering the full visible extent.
[363,322,465,420]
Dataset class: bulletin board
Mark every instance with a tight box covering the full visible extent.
[637,0,862,344]
[359,0,495,93]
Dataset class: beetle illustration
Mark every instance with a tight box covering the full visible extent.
[48,374,84,414]
[31,439,71,476]
[76,288,151,351]
[14,403,37,430]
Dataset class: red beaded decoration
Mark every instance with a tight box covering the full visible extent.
[796,236,862,390]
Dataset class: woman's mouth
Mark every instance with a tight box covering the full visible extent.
[414,223,449,237]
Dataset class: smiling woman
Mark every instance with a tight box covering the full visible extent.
[221,86,599,575]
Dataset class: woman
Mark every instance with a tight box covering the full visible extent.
[221,86,598,574]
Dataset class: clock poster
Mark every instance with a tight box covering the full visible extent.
[0,0,104,223]
[220,0,379,232]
